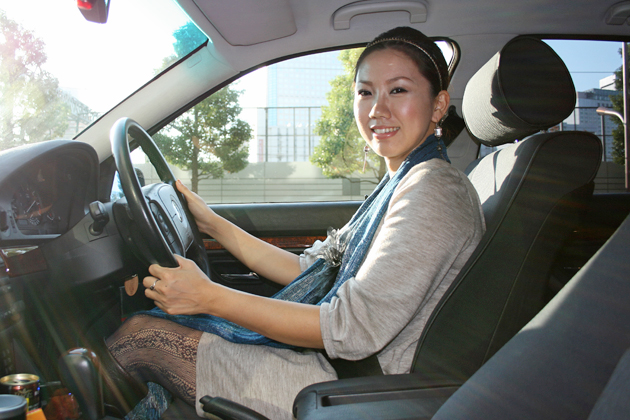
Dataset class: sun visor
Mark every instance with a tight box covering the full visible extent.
[193,0,297,46]
[462,37,576,147]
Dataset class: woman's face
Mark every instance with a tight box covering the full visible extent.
[354,48,446,174]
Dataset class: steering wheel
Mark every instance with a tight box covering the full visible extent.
[110,117,210,276]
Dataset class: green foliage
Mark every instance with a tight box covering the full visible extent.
[310,48,386,182]
[156,22,207,73]
[173,22,207,58]
[612,47,627,166]
[154,88,251,192]
[0,10,69,150]
[154,23,249,193]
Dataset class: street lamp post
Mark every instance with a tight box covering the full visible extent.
[601,114,607,163]
[597,106,629,191]
[596,42,630,192]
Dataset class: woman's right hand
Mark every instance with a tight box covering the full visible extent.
[176,179,217,235]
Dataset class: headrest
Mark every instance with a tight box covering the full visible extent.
[462,37,576,147]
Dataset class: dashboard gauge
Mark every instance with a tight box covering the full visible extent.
[0,142,94,238]
[11,181,53,229]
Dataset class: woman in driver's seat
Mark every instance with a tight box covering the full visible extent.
[105,26,485,420]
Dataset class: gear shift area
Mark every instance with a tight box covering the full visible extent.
[58,348,105,420]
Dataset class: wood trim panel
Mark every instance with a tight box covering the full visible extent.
[1,246,48,277]
[204,236,327,251]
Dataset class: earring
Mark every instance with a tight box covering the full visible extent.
[362,145,370,173]
[434,124,443,138]
[434,112,448,138]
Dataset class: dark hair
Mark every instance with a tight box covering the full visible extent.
[354,27,450,97]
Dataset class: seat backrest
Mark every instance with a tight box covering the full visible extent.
[432,213,630,420]
[411,37,602,381]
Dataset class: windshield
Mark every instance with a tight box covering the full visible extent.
[0,0,206,151]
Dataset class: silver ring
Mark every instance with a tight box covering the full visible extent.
[149,279,160,291]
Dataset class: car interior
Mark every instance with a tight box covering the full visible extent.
[1,0,630,419]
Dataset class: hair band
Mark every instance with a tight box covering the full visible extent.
[366,37,445,91]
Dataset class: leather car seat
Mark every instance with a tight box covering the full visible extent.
[292,36,602,420]
[432,213,630,420]
[411,36,602,382]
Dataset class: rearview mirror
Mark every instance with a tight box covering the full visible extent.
[77,0,110,24]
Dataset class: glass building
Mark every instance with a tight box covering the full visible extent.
[257,51,345,162]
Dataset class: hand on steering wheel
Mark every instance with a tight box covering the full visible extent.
[110,117,210,276]
[174,180,219,237]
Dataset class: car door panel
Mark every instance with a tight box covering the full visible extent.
[204,201,360,295]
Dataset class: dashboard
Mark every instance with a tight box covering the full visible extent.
[0,140,110,385]
[0,140,99,241]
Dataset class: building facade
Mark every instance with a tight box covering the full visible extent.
[256,51,345,162]
[562,77,620,161]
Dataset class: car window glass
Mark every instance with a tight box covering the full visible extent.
[0,0,207,152]
[479,39,624,193]
[148,43,457,204]
[110,149,152,202]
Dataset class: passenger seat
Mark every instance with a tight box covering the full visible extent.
[433,212,630,420]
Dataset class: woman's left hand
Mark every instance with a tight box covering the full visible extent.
[143,254,215,315]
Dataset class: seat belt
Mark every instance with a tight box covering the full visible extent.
[323,353,384,379]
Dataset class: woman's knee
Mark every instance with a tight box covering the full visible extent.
[106,314,203,359]
[106,314,156,357]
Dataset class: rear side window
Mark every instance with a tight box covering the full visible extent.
[546,39,624,193]
[480,39,624,193]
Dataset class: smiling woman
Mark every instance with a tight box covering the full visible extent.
[0,0,206,149]
[353,48,449,174]
[102,26,485,420]
[0,1,627,420]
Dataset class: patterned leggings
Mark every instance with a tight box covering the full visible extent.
[106,314,203,406]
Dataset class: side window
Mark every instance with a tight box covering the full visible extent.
[148,44,457,204]
[547,39,625,193]
[110,148,153,202]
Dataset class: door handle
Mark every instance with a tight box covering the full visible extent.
[220,272,260,282]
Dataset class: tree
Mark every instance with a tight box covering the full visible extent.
[0,10,69,150]
[310,48,387,183]
[611,45,628,166]
[153,23,250,193]
[172,22,207,57]
[154,87,251,192]
[157,22,207,73]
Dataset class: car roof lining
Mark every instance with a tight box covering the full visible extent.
[172,0,630,82]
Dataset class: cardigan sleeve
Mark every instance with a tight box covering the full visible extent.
[320,160,484,363]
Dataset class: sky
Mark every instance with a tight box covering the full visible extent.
[0,0,189,112]
[0,1,623,113]
[545,40,623,92]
